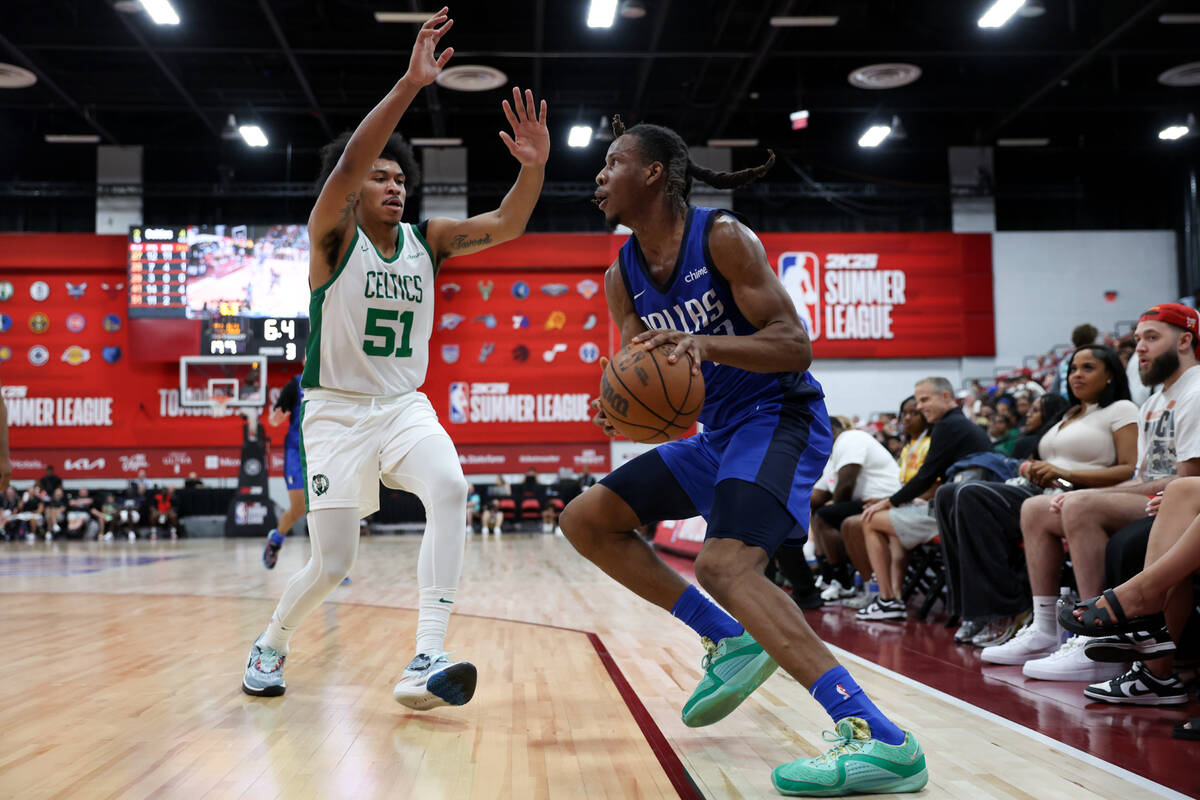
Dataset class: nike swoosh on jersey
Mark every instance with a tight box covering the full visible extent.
[632,290,646,300]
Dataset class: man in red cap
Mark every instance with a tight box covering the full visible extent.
[983,302,1200,695]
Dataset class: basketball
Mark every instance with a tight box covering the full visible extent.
[599,342,704,443]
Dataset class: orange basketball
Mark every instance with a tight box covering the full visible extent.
[599,343,704,443]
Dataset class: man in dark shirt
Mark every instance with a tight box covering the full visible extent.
[40,465,62,496]
[855,376,992,621]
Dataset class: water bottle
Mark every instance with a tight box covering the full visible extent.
[1055,586,1074,642]
[868,574,879,596]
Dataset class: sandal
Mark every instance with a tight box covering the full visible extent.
[1057,588,1163,637]
[1172,718,1200,741]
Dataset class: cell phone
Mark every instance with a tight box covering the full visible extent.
[1053,478,1074,491]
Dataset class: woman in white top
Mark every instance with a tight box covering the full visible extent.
[937,345,1138,649]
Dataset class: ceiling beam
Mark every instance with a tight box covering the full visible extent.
[0,32,119,144]
[256,0,333,139]
[981,0,1167,141]
[110,7,219,138]
[706,0,798,140]
[629,0,673,120]
[410,0,446,137]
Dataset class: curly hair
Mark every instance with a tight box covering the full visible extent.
[314,131,421,194]
[610,114,774,203]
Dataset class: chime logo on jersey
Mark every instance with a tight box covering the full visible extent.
[477,342,495,363]
[66,313,86,333]
[0,346,11,363]
[30,281,50,301]
[478,280,495,301]
[66,281,87,300]
[778,251,821,340]
[448,382,469,424]
[579,342,600,364]
[312,474,330,495]
[512,344,530,362]
[62,346,91,365]
[439,282,461,301]
[576,279,599,299]
[511,281,530,300]
[0,281,12,301]
[441,344,460,364]
[0,313,11,333]
[102,313,123,332]
[582,313,598,330]
[438,313,466,330]
[102,346,122,364]
[540,283,568,296]
[543,343,567,363]
[512,314,530,329]
[28,345,49,366]
[544,311,566,330]
[29,313,49,334]
[474,314,497,329]
[101,282,125,300]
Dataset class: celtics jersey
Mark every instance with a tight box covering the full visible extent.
[302,223,436,395]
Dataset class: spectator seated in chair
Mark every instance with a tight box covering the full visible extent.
[151,485,180,540]
[65,487,99,539]
[43,486,68,541]
[97,494,119,540]
[466,488,481,534]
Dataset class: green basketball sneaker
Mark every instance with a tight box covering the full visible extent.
[772,717,928,797]
[681,631,778,727]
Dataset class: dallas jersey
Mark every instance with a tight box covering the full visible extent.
[302,223,436,396]
[618,206,823,430]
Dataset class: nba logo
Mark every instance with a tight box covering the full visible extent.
[449,382,470,424]
[779,252,820,340]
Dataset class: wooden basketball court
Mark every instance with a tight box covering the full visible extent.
[0,535,1192,799]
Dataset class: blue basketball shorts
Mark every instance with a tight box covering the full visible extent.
[283,444,304,491]
[600,396,833,555]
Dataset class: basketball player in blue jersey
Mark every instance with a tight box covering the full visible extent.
[241,8,551,710]
[559,117,927,796]
[262,372,305,569]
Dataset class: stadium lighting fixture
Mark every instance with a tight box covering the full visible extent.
[587,0,618,29]
[44,134,101,144]
[410,137,463,146]
[238,125,269,148]
[769,17,839,27]
[138,0,180,25]
[978,0,1025,29]
[707,139,760,147]
[374,12,437,23]
[997,137,1050,146]
[857,125,892,148]
[568,125,594,148]
[1159,124,1190,141]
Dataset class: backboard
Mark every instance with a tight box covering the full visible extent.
[179,355,268,409]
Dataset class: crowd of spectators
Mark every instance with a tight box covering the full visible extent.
[805,303,1200,720]
[467,467,596,536]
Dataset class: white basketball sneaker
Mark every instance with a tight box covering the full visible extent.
[393,652,478,710]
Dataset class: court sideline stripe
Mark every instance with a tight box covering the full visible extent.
[828,644,1194,800]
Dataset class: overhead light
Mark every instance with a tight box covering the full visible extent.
[587,0,618,29]
[138,0,180,25]
[978,0,1025,29]
[857,125,892,148]
[1016,0,1045,17]
[888,115,907,142]
[1158,62,1200,87]
[221,113,240,141]
[44,134,101,144]
[436,64,507,92]
[707,138,760,148]
[410,137,463,147]
[619,0,647,20]
[997,137,1050,146]
[769,16,839,27]
[847,63,922,90]
[568,125,594,148]
[1159,125,1189,141]
[238,125,268,147]
[374,11,438,23]
[0,63,37,89]
[789,110,809,130]
[1159,14,1200,24]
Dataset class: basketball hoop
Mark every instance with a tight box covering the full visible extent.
[209,395,232,418]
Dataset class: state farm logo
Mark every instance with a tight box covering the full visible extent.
[63,457,106,471]
[779,252,821,340]
[120,453,150,473]
[163,451,192,466]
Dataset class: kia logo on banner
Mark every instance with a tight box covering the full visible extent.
[63,457,106,472]
[779,252,820,340]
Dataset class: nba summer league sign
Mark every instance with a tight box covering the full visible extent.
[767,232,995,359]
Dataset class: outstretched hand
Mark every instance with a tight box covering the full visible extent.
[499,87,550,167]
[403,8,454,88]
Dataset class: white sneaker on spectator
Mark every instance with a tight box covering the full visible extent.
[1021,636,1124,682]
[820,579,857,603]
[843,590,875,610]
[127,531,136,541]
[492,526,501,537]
[981,625,1059,665]
[1083,661,1188,706]
[541,522,553,533]
[44,531,52,541]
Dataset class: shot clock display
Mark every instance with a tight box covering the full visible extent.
[203,316,309,361]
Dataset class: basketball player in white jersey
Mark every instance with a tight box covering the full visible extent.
[242,7,550,709]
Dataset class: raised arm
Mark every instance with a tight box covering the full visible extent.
[632,215,811,375]
[423,86,549,263]
[308,9,454,286]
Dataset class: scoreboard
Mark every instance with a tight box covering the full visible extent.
[128,227,189,313]
[203,316,309,361]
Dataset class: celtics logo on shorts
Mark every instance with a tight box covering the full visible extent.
[312,474,330,496]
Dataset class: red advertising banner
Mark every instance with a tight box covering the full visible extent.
[651,517,707,559]
[764,232,994,358]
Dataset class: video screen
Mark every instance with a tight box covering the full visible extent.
[128,224,310,319]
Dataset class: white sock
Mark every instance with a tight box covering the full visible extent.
[417,587,456,655]
[1032,595,1058,638]
[262,614,295,654]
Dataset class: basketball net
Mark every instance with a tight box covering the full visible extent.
[209,395,232,418]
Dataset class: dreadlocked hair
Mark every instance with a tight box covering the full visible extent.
[314,131,421,194]
[609,114,775,202]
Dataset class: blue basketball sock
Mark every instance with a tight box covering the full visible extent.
[670,585,744,643]
[810,666,905,746]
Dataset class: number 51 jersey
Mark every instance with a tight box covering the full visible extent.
[302,223,436,395]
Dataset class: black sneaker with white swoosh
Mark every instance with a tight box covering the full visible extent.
[1082,627,1176,663]
[1083,660,1188,706]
